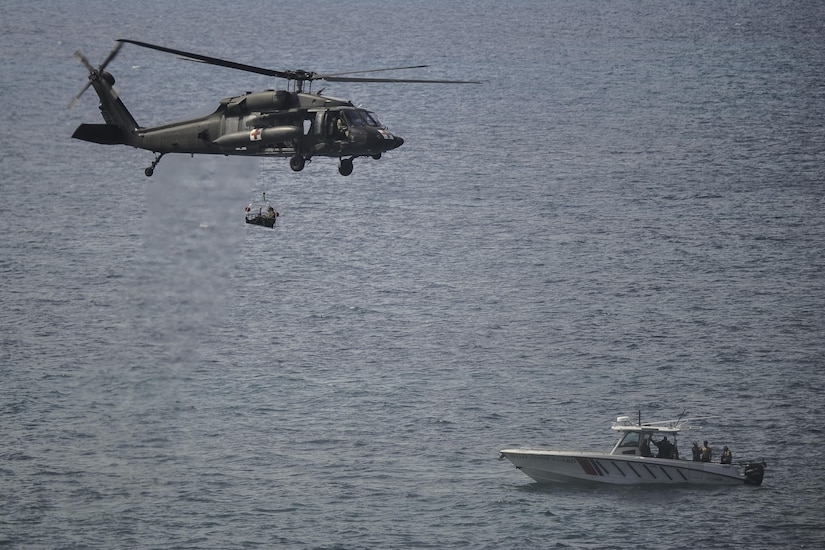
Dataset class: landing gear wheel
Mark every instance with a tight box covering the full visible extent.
[145,152,164,177]
[338,157,354,176]
[372,152,382,160]
[290,154,306,172]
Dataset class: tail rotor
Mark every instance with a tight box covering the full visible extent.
[68,41,123,109]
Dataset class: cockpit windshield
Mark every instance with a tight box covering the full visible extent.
[343,109,383,128]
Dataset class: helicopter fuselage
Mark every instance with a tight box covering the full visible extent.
[73,72,403,176]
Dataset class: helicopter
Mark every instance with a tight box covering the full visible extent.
[70,39,479,177]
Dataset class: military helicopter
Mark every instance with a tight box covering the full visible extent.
[70,39,478,177]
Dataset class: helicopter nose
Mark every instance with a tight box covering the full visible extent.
[373,129,403,150]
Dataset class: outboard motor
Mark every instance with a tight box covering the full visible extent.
[744,461,766,485]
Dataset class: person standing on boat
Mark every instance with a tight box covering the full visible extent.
[640,436,652,457]
[700,441,712,462]
[720,446,732,464]
[692,441,701,461]
[653,436,674,459]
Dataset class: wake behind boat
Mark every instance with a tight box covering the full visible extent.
[500,414,765,486]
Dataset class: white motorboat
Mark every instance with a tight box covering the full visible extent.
[499,415,765,486]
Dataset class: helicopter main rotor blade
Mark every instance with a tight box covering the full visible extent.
[319,65,429,77]
[119,39,481,85]
[318,65,479,84]
[118,39,293,80]
[322,75,481,84]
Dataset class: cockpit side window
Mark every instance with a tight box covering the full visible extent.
[363,110,382,127]
[343,109,365,126]
[342,109,383,128]
[618,432,640,448]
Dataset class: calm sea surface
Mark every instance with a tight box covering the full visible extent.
[2,1,824,548]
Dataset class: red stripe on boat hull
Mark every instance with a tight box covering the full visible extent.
[576,457,599,476]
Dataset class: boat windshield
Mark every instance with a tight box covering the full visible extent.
[617,432,639,448]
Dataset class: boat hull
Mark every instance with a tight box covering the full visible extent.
[500,449,762,485]
[245,215,277,228]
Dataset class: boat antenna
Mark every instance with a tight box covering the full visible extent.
[638,410,641,426]
[675,409,688,427]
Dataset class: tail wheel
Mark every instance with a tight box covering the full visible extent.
[144,152,164,177]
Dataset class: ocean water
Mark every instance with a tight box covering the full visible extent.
[2,1,824,548]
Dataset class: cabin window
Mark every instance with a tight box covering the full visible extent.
[618,432,639,448]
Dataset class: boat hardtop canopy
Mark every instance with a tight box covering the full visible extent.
[611,415,682,434]
[608,415,704,458]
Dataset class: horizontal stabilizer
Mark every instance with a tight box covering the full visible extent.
[72,123,127,145]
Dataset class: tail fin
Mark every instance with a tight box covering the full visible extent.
[70,43,140,144]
